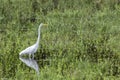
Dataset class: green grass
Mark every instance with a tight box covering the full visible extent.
[0,0,120,80]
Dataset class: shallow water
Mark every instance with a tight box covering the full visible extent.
[19,57,39,75]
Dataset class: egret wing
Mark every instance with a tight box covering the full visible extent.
[19,45,35,55]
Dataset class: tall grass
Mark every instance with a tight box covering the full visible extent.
[0,0,120,79]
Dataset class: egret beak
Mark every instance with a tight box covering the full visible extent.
[43,24,48,27]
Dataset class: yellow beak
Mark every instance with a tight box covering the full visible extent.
[43,24,48,27]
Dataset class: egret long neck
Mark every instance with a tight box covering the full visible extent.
[36,25,41,45]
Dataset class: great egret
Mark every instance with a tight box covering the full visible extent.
[19,23,47,58]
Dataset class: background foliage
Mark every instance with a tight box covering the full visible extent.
[0,0,120,79]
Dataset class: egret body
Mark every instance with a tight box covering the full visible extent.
[19,23,47,58]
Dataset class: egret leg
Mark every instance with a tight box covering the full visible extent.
[32,54,34,59]
[29,54,31,59]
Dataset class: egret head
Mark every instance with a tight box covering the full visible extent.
[39,23,48,28]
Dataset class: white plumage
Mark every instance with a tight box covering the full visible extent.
[19,23,47,58]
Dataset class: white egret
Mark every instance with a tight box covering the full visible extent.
[19,23,47,58]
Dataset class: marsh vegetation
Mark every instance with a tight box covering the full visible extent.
[0,0,120,79]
